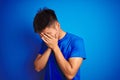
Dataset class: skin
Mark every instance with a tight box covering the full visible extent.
[34,21,83,80]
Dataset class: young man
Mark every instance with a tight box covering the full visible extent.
[33,8,86,80]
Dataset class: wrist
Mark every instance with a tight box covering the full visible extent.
[47,48,52,52]
[52,45,59,51]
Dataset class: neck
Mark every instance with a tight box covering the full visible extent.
[58,29,66,40]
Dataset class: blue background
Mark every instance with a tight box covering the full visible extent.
[0,0,120,80]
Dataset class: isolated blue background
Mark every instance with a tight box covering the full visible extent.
[0,0,120,80]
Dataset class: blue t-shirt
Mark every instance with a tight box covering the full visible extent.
[39,32,86,80]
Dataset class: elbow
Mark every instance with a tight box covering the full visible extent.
[34,62,43,72]
[66,74,74,80]
[64,67,76,79]
[65,71,75,80]
[34,67,43,72]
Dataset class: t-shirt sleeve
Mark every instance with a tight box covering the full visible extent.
[70,38,86,60]
[38,40,47,55]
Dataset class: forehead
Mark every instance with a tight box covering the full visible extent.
[41,27,55,34]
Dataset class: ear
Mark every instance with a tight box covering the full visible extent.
[55,21,60,30]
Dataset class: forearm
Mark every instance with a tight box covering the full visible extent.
[53,46,74,79]
[40,32,82,79]
[34,48,51,72]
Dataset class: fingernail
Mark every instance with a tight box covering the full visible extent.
[41,33,43,35]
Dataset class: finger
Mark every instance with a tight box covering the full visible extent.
[55,32,59,39]
[41,33,50,40]
[40,33,44,37]
[55,33,57,39]
[40,34,43,37]
[40,33,45,37]
[41,36,48,43]
[44,33,54,39]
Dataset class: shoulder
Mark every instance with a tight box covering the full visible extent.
[39,38,47,48]
[67,33,84,47]
[67,32,84,42]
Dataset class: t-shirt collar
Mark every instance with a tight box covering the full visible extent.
[58,32,68,44]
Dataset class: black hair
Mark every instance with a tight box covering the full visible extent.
[33,8,58,33]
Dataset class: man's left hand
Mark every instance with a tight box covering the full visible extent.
[40,33,58,50]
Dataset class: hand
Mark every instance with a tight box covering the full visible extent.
[40,33,58,50]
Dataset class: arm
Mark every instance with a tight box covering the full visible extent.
[53,46,83,80]
[34,48,51,72]
[40,33,83,79]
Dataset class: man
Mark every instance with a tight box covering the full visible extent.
[33,8,86,80]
